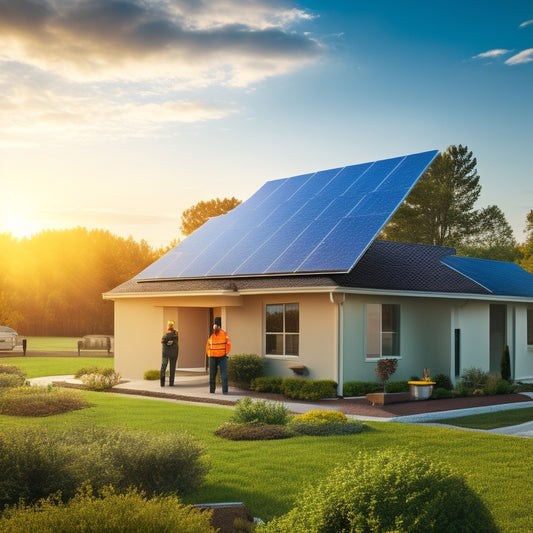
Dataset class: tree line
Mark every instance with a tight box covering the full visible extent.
[1,145,532,337]
[0,228,165,337]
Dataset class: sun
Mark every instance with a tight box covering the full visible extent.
[0,205,41,239]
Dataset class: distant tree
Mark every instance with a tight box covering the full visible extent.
[180,197,242,237]
[455,205,518,261]
[518,210,533,274]
[383,145,482,246]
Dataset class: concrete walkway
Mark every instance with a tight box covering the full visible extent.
[29,375,533,438]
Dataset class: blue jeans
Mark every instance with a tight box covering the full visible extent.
[209,355,228,393]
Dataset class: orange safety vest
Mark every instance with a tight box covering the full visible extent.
[206,329,231,358]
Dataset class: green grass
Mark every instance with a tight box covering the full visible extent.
[435,407,533,429]
[1,357,533,532]
[0,392,531,532]
[0,357,114,379]
[24,337,82,351]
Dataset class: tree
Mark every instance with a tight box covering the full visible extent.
[383,145,482,246]
[518,210,533,274]
[180,197,242,237]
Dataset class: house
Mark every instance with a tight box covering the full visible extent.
[104,151,533,391]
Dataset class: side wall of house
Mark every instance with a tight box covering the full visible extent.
[513,303,533,381]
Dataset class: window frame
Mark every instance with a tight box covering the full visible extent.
[365,303,401,360]
[527,309,533,347]
[264,302,300,358]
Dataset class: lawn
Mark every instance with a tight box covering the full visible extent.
[1,357,533,532]
[433,406,533,429]
[1,356,114,379]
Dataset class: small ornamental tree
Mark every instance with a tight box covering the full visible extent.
[501,344,511,382]
[375,358,398,392]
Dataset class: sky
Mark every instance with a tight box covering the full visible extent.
[0,0,532,249]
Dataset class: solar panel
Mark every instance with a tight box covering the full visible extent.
[136,150,438,279]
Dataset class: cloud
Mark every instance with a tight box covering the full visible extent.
[0,0,321,139]
[505,48,533,65]
[472,49,511,60]
[519,19,533,28]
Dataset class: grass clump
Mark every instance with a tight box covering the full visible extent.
[231,397,290,426]
[214,422,292,441]
[0,385,90,416]
[144,369,160,380]
[0,486,216,533]
[259,450,498,533]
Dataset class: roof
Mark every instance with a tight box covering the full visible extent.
[107,240,533,300]
[136,150,438,280]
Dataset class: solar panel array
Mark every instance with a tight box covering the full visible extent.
[137,150,438,280]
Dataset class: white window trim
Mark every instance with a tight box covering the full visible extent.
[264,302,300,358]
[364,303,401,361]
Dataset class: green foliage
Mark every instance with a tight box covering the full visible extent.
[385,380,409,393]
[460,367,491,390]
[144,369,160,380]
[231,397,290,426]
[514,381,533,392]
[343,380,381,396]
[259,450,498,533]
[288,411,365,437]
[0,386,90,416]
[292,409,347,424]
[0,364,26,376]
[0,487,216,533]
[454,380,472,397]
[227,353,264,389]
[250,376,283,393]
[0,372,26,388]
[431,387,453,399]
[433,373,453,390]
[77,367,121,390]
[214,422,292,441]
[180,197,242,236]
[501,345,511,382]
[249,377,337,400]
[494,379,514,395]
[0,426,210,508]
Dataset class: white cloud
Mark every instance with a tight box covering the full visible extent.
[472,49,511,60]
[0,0,321,140]
[505,48,533,65]
[519,19,533,28]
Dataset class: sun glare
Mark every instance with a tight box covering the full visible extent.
[0,206,41,239]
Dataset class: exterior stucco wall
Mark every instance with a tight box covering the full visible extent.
[513,303,533,381]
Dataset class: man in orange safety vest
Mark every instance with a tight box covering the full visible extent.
[206,316,231,394]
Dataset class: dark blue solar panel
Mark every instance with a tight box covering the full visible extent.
[136,150,438,279]
[442,256,533,297]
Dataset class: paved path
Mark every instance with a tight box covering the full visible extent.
[29,375,533,438]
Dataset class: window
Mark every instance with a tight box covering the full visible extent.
[266,303,299,356]
[528,309,533,346]
[366,303,400,358]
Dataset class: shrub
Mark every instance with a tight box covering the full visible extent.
[0,386,90,416]
[494,379,514,395]
[144,369,160,380]
[227,354,264,389]
[292,409,347,424]
[259,450,498,533]
[231,397,290,426]
[343,381,380,397]
[501,344,511,382]
[431,387,453,399]
[296,379,337,400]
[375,358,398,392]
[0,364,26,377]
[385,380,409,393]
[0,487,216,533]
[460,367,490,390]
[64,427,210,497]
[77,368,121,390]
[288,411,365,437]
[0,372,26,388]
[250,377,283,394]
[433,373,453,390]
[214,422,292,441]
[279,377,304,399]
[454,381,471,397]
[0,427,78,507]
[514,381,533,392]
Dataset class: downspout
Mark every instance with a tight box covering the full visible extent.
[330,292,345,397]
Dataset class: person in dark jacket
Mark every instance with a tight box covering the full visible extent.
[160,321,179,386]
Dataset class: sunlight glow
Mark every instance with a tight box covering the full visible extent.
[0,206,41,239]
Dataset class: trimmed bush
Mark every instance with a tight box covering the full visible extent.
[215,422,292,441]
[77,367,121,390]
[0,487,216,533]
[250,377,283,394]
[0,386,90,416]
[231,397,290,426]
[501,344,511,382]
[431,387,453,399]
[0,372,26,388]
[494,378,514,395]
[343,380,380,397]
[144,369,160,380]
[227,353,264,389]
[292,409,347,424]
[385,380,409,393]
[288,410,365,437]
[259,450,498,533]
[433,373,453,390]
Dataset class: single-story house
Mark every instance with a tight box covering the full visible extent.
[104,151,533,392]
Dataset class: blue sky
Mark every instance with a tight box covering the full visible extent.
[0,0,531,248]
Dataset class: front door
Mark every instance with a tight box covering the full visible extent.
[489,304,506,374]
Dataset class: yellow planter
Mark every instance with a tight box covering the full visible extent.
[408,381,436,400]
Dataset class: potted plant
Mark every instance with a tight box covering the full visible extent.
[408,368,436,400]
[366,358,409,405]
